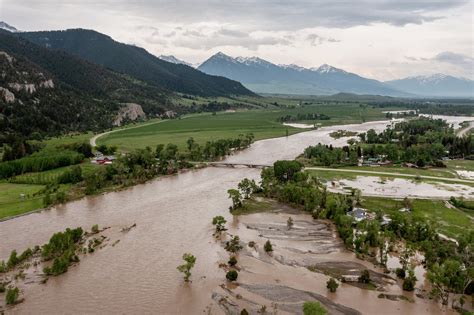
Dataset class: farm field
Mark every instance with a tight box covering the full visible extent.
[97,103,393,151]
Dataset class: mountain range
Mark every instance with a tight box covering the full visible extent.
[385,74,474,98]
[197,52,473,97]
[0,26,255,140]
[17,29,254,97]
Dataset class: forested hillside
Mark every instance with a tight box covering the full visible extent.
[20,29,255,97]
[0,45,118,139]
[0,30,188,142]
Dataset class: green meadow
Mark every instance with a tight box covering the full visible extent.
[97,103,391,151]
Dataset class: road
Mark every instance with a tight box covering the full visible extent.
[456,121,474,137]
[90,119,166,147]
[304,166,473,184]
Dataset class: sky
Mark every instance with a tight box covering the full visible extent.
[1,0,473,81]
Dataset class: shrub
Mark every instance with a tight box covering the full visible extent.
[226,270,238,281]
[326,278,339,292]
[358,269,371,284]
[264,240,273,252]
[395,268,406,279]
[91,224,99,234]
[303,301,327,315]
[228,256,237,267]
[225,236,243,253]
[5,287,19,305]
[402,277,416,291]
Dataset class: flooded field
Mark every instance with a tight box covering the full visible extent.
[0,119,465,314]
[327,176,474,200]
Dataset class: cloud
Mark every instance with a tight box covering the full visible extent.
[405,51,473,69]
[306,33,340,46]
[433,51,474,68]
[3,0,469,30]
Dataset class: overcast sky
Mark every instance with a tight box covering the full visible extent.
[1,0,473,80]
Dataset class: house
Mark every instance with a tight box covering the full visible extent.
[91,155,116,165]
[347,207,368,222]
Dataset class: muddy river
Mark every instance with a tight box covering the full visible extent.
[0,119,463,314]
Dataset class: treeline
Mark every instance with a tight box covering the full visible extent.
[0,149,84,179]
[277,113,330,123]
[303,144,359,167]
[184,134,254,161]
[359,117,474,164]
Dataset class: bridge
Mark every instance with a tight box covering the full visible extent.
[204,162,271,169]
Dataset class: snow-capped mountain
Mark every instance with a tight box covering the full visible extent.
[386,74,473,97]
[158,55,193,67]
[0,21,19,33]
[198,52,407,96]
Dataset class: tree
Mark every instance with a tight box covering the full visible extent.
[273,160,303,182]
[237,178,258,199]
[225,236,243,253]
[227,189,242,211]
[358,269,371,284]
[264,240,273,253]
[326,278,339,292]
[226,270,238,281]
[228,256,237,266]
[5,287,19,305]
[287,217,294,230]
[186,137,195,152]
[177,253,196,282]
[212,216,227,233]
[303,301,327,315]
[402,267,417,291]
[428,259,466,305]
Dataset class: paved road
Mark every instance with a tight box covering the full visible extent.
[304,166,473,184]
[90,119,166,147]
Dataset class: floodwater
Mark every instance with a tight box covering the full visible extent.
[328,176,474,200]
[0,119,459,314]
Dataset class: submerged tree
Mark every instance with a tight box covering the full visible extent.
[212,216,227,233]
[177,253,196,282]
[264,240,273,253]
[237,178,259,199]
[287,217,294,230]
[326,278,339,292]
[227,189,243,211]
[225,236,243,253]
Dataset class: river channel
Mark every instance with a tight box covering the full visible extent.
[1,118,466,314]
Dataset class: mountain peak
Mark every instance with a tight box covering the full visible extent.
[0,21,19,33]
[279,64,306,71]
[158,55,192,67]
[314,64,345,74]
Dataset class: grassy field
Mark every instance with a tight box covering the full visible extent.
[0,163,100,220]
[361,197,473,239]
[97,103,392,151]
[0,182,45,219]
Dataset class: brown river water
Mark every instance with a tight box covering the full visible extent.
[0,120,459,314]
